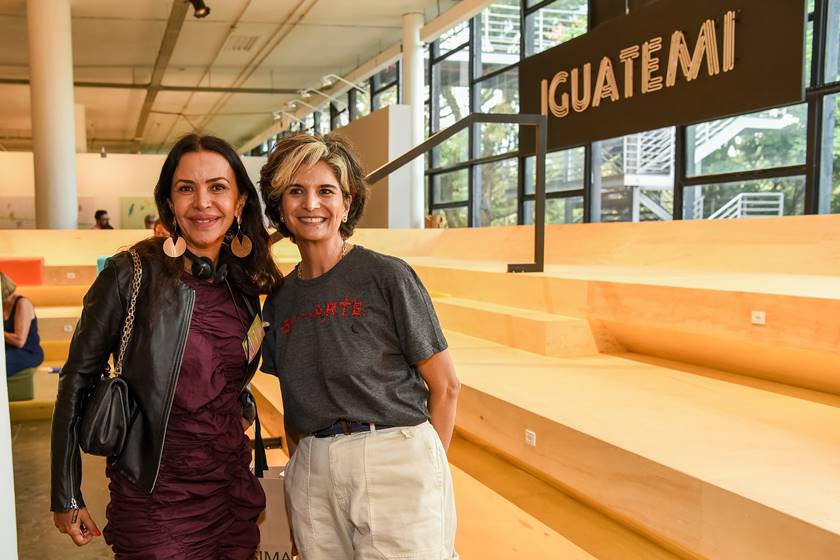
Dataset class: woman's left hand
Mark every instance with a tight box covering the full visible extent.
[241,417,250,431]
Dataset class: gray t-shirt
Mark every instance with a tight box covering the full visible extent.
[260,246,448,434]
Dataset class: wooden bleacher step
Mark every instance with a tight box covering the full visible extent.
[36,306,81,340]
[448,434,681,560]
[23,284,88,308]
[248,373,676,559]
[44,264,98,286]
[432,295,613,357]
[446,329,840,560]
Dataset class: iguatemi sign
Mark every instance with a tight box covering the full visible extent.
[519,0,807,153]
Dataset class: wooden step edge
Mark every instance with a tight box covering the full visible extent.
[9,400,54,422]
[433,294,587,323]
[448,432,685,560]
[454,384,840,560]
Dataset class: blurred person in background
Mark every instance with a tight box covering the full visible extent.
[2,271,44,377]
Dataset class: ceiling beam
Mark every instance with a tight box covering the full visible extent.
[0,78,297,95]
[131,0,189,151]
[236,0,495,153]
[193,0,320,133]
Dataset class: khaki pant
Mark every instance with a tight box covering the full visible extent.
[285,421,458,560]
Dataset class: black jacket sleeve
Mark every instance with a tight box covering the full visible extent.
[50,256,126,512]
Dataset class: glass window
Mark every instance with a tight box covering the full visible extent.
[592,127,675,222]
[317,103,330,133]
[438,21,470,55]
[807,18,814,87]
[825,0,840,84]
[354,89,370,119]
[686,104,807,177]
[476,67,520,158]
[683,177,806,220]
[434,52,470,128]
[303,113,315,133]
[424,46,431,102]
[373,63,398,90]
[476,0,521,77]
[525,0,588,56]
[525,147,585,194]
[333,106,349,129]
[432,169,469,204]
[476,157,518,226]
[439,206,469,228]
[524,196,585,224]
[477,66,519,113]
[373,85,398,110]
[433,52,470,167]
[819,93,840,213]
[432,129,469,169]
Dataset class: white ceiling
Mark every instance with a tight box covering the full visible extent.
[0,0,458,153]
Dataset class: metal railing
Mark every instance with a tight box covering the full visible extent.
[707,192,785,219]
[367,113,548,273]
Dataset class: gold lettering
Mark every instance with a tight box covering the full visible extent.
[548,71,570,118]
[666,31,690,87]
[723,10,736,72]
[619,45,640,98]
[541,79,548,116]
[666,19,721,87]
[642,37,663,93]
[571,63,592,113]
[592,57,620,107]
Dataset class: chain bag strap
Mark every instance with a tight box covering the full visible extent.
[79,249,142,457]
[114,249,142,375]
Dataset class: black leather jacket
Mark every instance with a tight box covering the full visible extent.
[50,250,261,512]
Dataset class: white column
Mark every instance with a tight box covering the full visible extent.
[402,12,425,229]
[75,104,87,153]
[0,301,18,559]
[27,0,78,229]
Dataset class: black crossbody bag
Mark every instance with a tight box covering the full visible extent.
[78,249,141,457]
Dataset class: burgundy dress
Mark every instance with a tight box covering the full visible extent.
[104,274,265,559]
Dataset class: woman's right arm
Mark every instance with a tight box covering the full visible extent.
[4,297,34,348]
[50,259,126,515]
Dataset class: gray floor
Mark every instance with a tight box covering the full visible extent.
[12,420,113,559]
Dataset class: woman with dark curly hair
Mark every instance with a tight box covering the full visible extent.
[51,134,282,559]
[260,132,460,560]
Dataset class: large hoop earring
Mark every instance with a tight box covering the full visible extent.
[230,216,253,258]
[163,222,186,258]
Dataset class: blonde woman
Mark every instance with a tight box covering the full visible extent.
[259,133,460,560]
[2,271,44,377]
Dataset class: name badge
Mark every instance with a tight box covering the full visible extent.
[242,314,266,362]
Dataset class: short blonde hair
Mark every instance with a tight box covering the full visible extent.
[259,133,368,241]
[0,272,16,300]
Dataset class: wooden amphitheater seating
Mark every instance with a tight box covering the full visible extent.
[249,373,678,559]
[3,215,838,559]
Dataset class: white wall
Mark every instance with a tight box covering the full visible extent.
[336,104,413,228]
[0,299,19,559]
[0,152,267,229]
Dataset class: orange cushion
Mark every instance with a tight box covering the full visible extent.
[0,258,45,286]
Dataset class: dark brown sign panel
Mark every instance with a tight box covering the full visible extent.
[520,0,807,153]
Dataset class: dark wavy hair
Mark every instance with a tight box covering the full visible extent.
[132,134,282,301]
[259,133,369,242]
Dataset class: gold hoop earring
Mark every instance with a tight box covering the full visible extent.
[230,216,253,258]
[163,222,186,258]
